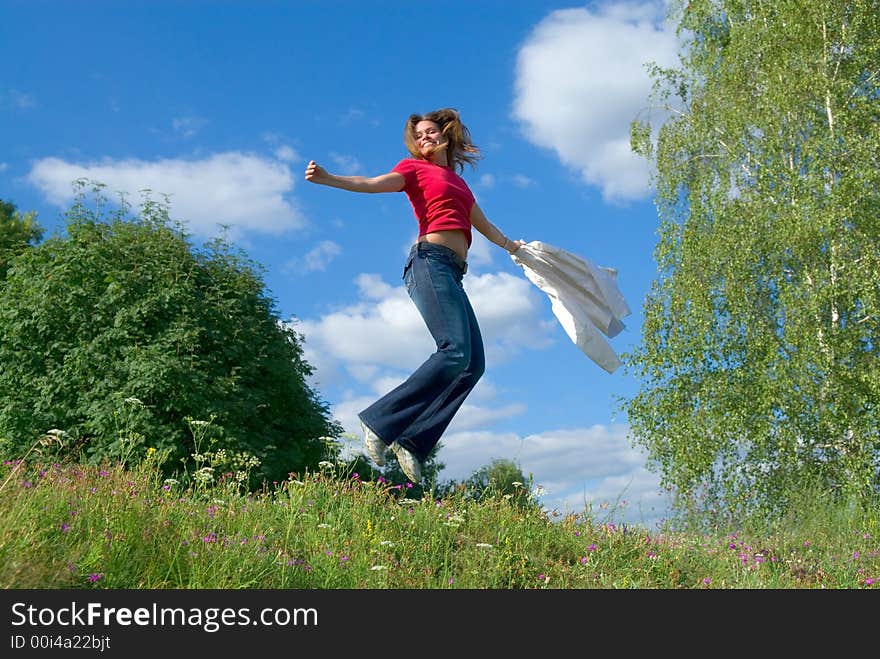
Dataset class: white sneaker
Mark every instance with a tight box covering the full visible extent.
[360,421,387,467]
[390,441,422,483]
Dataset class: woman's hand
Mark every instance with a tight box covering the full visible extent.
[305,160,328,184]
[505,238,526,254]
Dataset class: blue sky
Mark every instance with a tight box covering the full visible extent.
[1,0,682,529]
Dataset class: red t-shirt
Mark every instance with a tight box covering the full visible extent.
[392,158,475,246]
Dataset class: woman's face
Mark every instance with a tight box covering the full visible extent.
[414,120,446,159]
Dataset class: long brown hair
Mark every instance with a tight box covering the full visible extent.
[403,108,481,174]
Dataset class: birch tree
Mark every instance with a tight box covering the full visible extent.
[626,0,880,523]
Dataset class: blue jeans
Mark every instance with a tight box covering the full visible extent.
[358,242,485,462]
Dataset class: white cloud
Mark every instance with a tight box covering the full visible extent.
[274,145,299,162]
[172,115,207,138]
[511,174,536,188]
[262,133,301,163]
[26,152,304,240]
[286,240,342,274]
[329,152,363,175]
[438,424,671,529]
[512,1,679,203]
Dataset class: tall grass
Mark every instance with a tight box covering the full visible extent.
[1,450,877,589]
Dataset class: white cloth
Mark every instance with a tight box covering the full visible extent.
[510,240,631,373]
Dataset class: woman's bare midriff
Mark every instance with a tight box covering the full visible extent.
[417,229,469,263]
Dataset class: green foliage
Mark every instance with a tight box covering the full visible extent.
[0,198,43,280]
[625,0,880,523]
[461,458,537,509]
[0,181,341,485]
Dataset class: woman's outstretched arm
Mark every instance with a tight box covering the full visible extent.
[305,160,405,193]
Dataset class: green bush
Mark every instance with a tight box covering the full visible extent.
[0,182,341,486]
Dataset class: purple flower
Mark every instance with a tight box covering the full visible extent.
[703,578,711,585]
[88,573,103,582]
[60,523,71,532]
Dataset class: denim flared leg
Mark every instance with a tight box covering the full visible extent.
[358,243,485,462]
